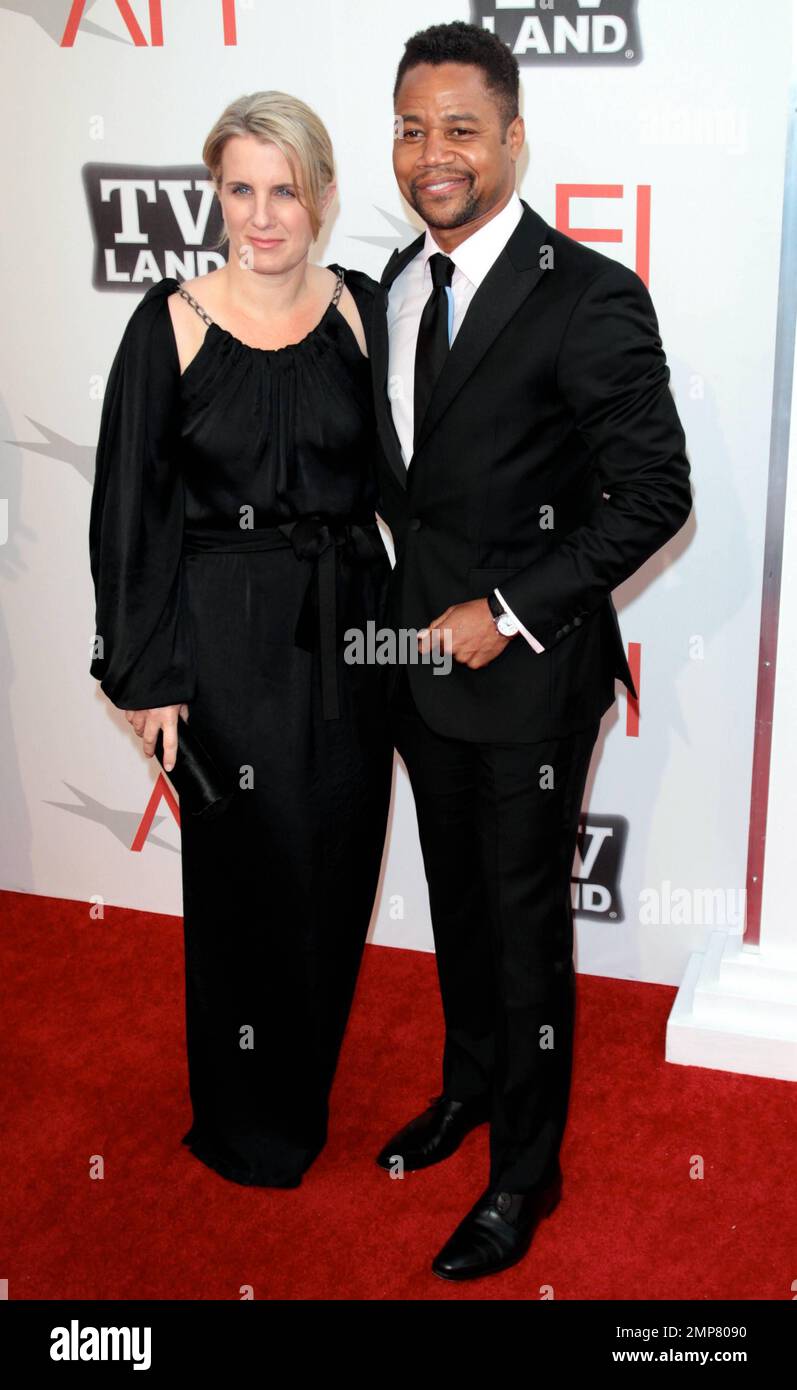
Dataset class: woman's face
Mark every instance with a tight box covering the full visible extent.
[217,133,332,273]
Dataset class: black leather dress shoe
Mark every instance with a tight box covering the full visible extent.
[375,1093,490,1172]
[431,1164,563,1280]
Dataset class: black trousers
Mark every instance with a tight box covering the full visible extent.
[389,666,601,1193]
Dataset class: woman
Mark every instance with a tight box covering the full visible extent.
[89,91,394,1187]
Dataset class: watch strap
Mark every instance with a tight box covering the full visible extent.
[487,590,504,621]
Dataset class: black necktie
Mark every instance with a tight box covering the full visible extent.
[414,252,455,448]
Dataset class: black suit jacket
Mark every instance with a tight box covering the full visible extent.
[368,198,692,741]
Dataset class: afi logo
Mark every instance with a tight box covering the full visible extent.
[557,184,652,286]
[83,163,225,290]
[61,0,240,46]
[470,0,642,65]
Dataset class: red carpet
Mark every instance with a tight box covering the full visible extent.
[2,888,793,1300]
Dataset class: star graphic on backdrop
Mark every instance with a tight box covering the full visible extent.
[0,0,129,44]
[46,783,180,854]
[4,418,96,484]
[349,207,419,256]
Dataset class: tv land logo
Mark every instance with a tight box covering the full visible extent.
[573,814,628,921]
[471,0,642,65]
[83,163,224,289]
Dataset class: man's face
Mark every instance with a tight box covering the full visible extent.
[392,61,523,234]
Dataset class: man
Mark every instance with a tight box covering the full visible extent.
[368,20,692,1280]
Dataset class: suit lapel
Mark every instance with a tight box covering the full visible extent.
[372,200,553,492]
[411,201,550,474]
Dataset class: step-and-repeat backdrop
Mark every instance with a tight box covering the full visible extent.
[1,0,793,984]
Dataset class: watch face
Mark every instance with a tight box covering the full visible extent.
[497,613,518,637]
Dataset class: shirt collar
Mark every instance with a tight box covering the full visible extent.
[420,190,524,289]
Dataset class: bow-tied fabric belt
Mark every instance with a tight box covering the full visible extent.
[182,515,386,720]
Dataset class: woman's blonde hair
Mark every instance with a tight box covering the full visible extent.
[203,91,335,250]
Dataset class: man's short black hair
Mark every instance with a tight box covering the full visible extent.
[393,20,520,137]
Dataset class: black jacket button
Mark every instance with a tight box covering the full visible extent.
[409,517,422,530]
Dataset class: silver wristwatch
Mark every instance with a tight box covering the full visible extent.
[487,591,520,638]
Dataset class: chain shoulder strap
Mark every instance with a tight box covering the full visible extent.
[331,266,345,308]
[176,284,215,327]
[176,269,344,326]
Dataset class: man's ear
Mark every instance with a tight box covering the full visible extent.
[509,115,525,163]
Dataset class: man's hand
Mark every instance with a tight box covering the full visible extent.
[418,598,514,669]
[124,703,189,773]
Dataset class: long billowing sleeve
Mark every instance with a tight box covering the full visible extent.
[89,283,196,710]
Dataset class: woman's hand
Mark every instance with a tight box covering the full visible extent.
[124,703,189,773]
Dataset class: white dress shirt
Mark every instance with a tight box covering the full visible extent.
[386,189,544,653]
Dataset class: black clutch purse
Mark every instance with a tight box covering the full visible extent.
[154,715,236,820]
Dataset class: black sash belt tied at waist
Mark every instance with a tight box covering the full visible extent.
[182,515,386,721]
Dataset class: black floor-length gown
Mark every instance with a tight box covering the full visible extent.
[89,265,394,1187]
